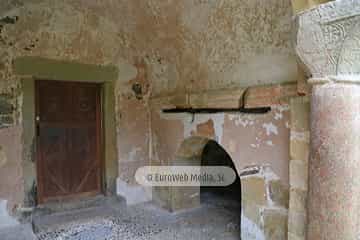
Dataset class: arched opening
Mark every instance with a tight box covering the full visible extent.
[201,140,241,202]
[200,140,241,237]
[160,136,242,238]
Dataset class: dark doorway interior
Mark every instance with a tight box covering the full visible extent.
[200,140,241,235]
[36,80,103,204]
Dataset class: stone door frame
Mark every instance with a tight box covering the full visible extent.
[13,56,119,207]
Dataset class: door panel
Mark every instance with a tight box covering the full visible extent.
[36,80,102,203]
[39,126,69,196]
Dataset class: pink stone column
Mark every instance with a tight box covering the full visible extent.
[307,83,360,240]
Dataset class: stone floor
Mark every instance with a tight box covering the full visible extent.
[1,193,240,240]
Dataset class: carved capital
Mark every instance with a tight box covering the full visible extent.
[295,0,360,84]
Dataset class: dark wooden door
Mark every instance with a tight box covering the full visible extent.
[36,80,102,203]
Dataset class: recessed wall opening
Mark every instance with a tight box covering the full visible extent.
[200,140,241,237]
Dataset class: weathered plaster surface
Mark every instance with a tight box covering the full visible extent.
[0,2,297,233]
[0,126,23,214]
[1,0,297,93]
[223,106,290,184]
[150,104,290,184]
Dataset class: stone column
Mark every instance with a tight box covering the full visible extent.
[294,1,360,239]
[307,80,360,240]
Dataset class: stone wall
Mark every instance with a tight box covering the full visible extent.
[241,165,288,240]
[288,97,310,240]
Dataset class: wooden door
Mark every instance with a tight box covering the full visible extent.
[36,80,102,203]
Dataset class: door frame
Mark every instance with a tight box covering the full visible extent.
[35,80,104,204]
[17,57,119,207]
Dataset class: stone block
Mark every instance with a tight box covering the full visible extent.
[269,180,289,208]
[288,231,305,240]
[189,88,244,109]
[288,211,306,238]
[176,137,208,159]
[241,176,267,205]
[241,210,265,240]
[263,208,288,240]
[290,97,310,132]
[289,188,307,213]
[246,83,298,108]
[289,160,308,190]
[242,204,262,227]
[290,138,309,161]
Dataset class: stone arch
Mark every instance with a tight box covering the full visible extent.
[169,136,241,212]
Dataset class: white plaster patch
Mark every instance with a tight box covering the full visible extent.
[117,61,138,84]
[266,141,274,146]
[241,213,265,240]
[228,113,256,127]
[262,123,278,136]
[250,137,262,149]
[116,178,152,205]
[0,200,19,229]
[273,104,290,120]
[261,165,280,181]
[250,143,259,149]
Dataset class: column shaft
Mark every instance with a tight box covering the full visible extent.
[308,83,360,240]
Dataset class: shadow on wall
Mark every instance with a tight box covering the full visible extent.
[201,140,241,203]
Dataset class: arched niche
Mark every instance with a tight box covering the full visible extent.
[153,136,241,213]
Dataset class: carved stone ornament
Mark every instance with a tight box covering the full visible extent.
[294,0,360,84]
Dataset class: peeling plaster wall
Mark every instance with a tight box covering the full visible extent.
[0,126,23,216]
[150,105,290,239]
[2,0,297,94]
[151,104,291,185]
[0,0,296,220]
